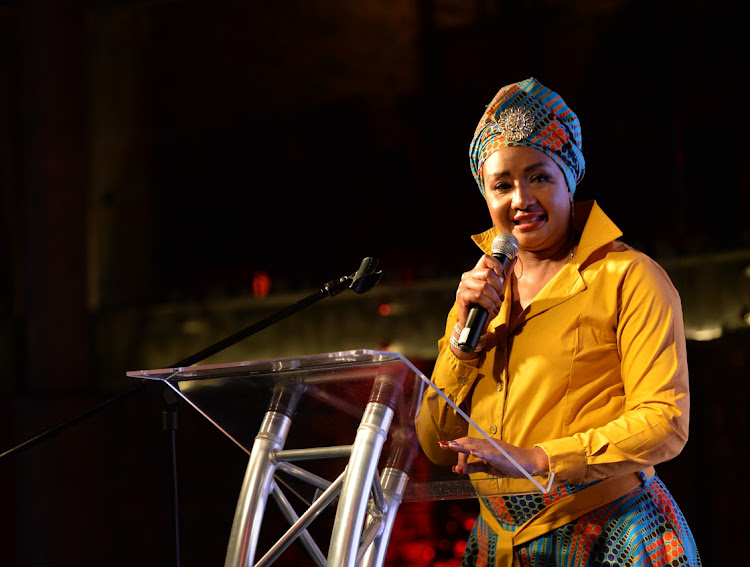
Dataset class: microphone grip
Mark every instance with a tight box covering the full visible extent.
[456,253,513,353]
[457,306,489,352]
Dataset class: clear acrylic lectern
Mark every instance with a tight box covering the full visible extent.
[128,349,551,567]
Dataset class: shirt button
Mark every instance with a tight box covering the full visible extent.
[458,375,469,385]
[495,381,504,393]
[489,424,498,435]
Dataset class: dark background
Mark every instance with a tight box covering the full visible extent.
[0,0,748,565]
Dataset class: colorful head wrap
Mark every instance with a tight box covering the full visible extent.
[469,77,585,195]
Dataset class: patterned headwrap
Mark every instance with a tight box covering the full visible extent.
[469,77,585,195]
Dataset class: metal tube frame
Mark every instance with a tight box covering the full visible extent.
[225,377,413,567]
[270,480,327,567]
[224,410,291,567]
[326,402,393,567]
[359,467,410,567]
[255,472,346,567]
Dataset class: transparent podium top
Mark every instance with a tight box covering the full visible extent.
[127,349,552,499]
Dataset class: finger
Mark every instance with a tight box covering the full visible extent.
[473,252,503,271]
[459,269,498,295]
[450,436,480,447]
[462,459,493,476]
[438,440,474,455]
[482,271,505,306]
[475,253,514,285]
[457,274,502,314]
[438,440,457,451]
[476,268,505,299]
[469,449,502,468]
[452,451,469,475]
[478,255,517,303]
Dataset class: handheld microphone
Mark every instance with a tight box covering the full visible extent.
[456,233,519,352]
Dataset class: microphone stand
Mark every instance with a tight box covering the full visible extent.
[0,257,383,566]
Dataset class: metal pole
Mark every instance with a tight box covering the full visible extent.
[224,410,291,567]
[326,402,394,567]
[359,467,409,567]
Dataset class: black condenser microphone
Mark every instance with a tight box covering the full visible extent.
[456,233,519,352]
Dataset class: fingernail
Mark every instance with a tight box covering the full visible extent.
[439,441,449,446]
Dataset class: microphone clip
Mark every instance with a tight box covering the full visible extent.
[323,257,383,297]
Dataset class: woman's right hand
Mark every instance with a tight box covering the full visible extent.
[449,254,514,360]
[455,253,513,328]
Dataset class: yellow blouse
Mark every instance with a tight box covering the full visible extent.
[417,201,690,486]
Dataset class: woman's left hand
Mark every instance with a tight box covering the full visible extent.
[439,436,549,478]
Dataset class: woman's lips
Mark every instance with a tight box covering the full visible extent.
[513,214,546,231]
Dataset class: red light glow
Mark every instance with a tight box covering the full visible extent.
[252,271,272,298]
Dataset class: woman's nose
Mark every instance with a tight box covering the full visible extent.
[511,182,535,209]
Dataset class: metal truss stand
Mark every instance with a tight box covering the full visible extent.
[223,367,414,567]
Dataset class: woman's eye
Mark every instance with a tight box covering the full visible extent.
[493,181,513,192]
[531,174,551,183]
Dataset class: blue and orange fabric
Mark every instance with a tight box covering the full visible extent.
[462,474,701,567]
[469,77,586,195]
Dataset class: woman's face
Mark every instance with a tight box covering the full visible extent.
[482,146,572,254]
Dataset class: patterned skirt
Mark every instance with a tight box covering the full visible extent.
[462,474,701,567]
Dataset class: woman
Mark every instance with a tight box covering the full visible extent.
[416,78,701,566]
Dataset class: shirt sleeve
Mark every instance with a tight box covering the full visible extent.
[415,303,484,465]
[536,257,691,484]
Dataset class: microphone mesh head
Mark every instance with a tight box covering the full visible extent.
[491,233,519,259]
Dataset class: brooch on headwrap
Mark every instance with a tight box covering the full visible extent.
[492,107,535,142]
